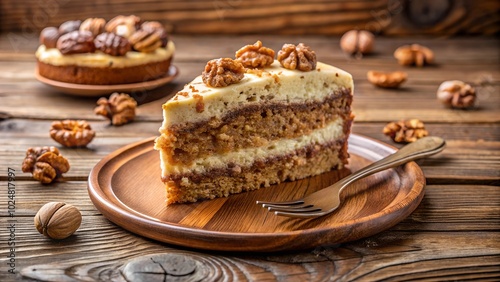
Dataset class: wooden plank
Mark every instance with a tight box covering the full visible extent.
[0,0,498,35]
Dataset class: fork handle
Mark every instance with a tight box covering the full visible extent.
[338,136,446,189]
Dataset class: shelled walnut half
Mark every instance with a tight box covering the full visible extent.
[277,43,316,71]
[383,119,429,143]
[367,70,407,88]
[437,80,476,109]
[94,93,137,125]
[235,40,275,68]
[50,120,95,147]
[394,44,434,67]
[21,146,70,184]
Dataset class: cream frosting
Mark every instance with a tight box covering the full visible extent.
[160,60,353,129]
[159,117,346,176]
[35,40,175,68]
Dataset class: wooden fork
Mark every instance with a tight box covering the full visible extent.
[256,136,446,218]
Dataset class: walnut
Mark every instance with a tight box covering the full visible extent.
[56,30,96,55]
[367,70,407,88]
[35,202,81,240]
[141,21,169,47]
[437,80,476,109]
[79,18,106,37]
[235,40,275,68]
[105,15,141,38]
[128,29,162,53]
[340,30,374,56]
[58,20,82,35]
[94,32,131,56]
[383,119,429,143]
[394,44,434,67]
[94,93,137,125]
[21,146,70,184]
[202,58,245,87]
[50,120,96,147]
[277,43,317,71]
[39,27,60,49]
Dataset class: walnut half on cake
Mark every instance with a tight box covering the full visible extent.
[155,42,354,205]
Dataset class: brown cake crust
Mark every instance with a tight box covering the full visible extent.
[37,57,172,85]
[156,88,352,166]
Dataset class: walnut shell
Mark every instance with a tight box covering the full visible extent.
[34,202,81,240]
[340,30,374,56]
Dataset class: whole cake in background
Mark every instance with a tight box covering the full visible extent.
[155,41,354,205]
[36,15,174,85]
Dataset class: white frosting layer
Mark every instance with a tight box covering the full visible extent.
[35,40,175,68]
[160,118,345,176]
[161,60,353,130]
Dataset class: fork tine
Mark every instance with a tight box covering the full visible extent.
[256,200,304,206]
[274,210,327,218]
[267,206,321,213]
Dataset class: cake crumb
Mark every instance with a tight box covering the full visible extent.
[193,94,204,113]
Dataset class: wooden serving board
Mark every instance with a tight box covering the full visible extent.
[88,134,425,252]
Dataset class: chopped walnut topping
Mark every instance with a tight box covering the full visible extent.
[277,43,317,71]
[79,18,106,37]
[56,30,96,55]
[94,93,137,126]
[193,94,205,113]
[94,32,131,56]
[235,40,275,68]
[383,119,429,143]
[437,80,476,109]
[22,146,70,184]
[50,120,96,147]
[202,58,245,87]
[129,29,162,52]
[394,44,434,67]
[367,70,407,88]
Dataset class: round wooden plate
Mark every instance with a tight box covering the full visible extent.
[88,134,425,252]
[35,65,178,96]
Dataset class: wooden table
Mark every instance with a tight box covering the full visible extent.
[1,34,499,281]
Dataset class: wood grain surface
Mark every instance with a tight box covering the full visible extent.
[0,33,499,281]
[1,0,499,35]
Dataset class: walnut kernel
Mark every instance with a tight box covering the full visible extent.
[277,43,317,71]
[394,44,434,67]
[94,93,137,125]
[383,119,429,143]
[94,32,131,56]
[340,30,374,56]
[437,80,476,109]
[202,58,245,87]
[35,202,81,240]
[129,29,162,52]
[235,40,275,68]
[79,18,106,37]
[367,70,407,88]
[56,30,96,55]
[50,120,96,147]
[21,146,70,184]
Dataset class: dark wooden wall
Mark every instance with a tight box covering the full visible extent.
[1,0,499,35]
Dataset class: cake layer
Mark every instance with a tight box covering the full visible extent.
[36,41,175,68]
[156,91,352,166]
[160,117,351,177]
[161,61,353,128]
[37,57,172,85]
[162,137,349,205]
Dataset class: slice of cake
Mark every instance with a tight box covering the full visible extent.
[36,15,174,85]
[155,41,353,205]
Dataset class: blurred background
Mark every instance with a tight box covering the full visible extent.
[1,0,498,36]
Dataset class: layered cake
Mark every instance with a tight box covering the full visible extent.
[36,15,174,85]
[155,41,354,204]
